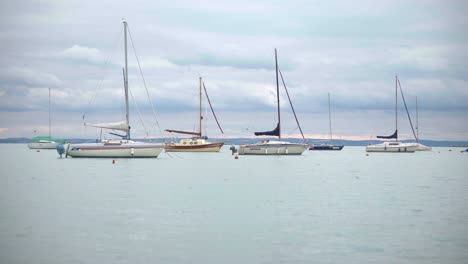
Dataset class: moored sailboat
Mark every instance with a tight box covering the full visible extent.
[366,76,418,153]
[63,21,164,158]
[165,77,224,152]
[239,49,308,155]
[28,88,66,149]
[414,96,432,151]
[309,93,344,151]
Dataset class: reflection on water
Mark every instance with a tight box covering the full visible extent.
[0,144,467,263]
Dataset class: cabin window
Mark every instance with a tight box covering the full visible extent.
[190,142,193,145]
[183,142,186,144]
[194,142,198,145]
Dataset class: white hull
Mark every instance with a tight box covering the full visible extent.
[65,140,164,158]
[366,142,418,153]
[415,143,432,151]
[239,141,308,155]
[28,141,57,149]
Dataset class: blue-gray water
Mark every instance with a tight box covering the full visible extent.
[1,144,467,263]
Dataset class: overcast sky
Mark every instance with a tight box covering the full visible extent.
[1,0,467,140]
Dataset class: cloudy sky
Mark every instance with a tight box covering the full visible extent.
[1,0,467,140]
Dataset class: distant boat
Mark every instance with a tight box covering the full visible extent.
[309,93,344,151]
[28,88,66,149]
[64,21,164,158]
[165,77,224,152]
[413,96,432,151]
[239,49,308,155]
[366,76,418,153]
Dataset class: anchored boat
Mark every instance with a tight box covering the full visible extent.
[239,49,308,155]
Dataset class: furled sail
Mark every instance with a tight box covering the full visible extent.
[254,123,280,137]
[85,121,129,131]
[377,129,398,139]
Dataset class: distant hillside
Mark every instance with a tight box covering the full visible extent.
[1,137,467,147]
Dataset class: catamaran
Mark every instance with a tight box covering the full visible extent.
[165,77,224,152]
[28,88,66,149]
[239,49,308,155]
[63,21,164,158]
[309,93,344,151]
[366,76,418,153]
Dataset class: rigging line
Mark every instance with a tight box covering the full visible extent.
[127,25,164,136]
[202,81,224,134]
[278,68,305,140]
[128,87,150,138]
[83,29,123,122]
[397,78,418,141]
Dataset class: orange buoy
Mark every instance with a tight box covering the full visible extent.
[112,160,115,164]
[234,154,239,159]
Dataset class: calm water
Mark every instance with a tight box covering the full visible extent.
[1,144,467,263]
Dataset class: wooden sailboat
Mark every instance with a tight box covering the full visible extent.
[309,93,344,151]
[164,77,224,152]
[64,21,164,158]
[238,49,308,155]
[366,76,418,153]
[28,88,66,149]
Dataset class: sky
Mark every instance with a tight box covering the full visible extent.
[1,0,467,141]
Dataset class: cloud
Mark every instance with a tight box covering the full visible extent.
[60,45,104,64]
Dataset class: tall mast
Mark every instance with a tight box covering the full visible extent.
[123,21,130,139]
[416,96,419,142]
[328,93,332,141]
[199,76,203,137]
[395,75,398,141]
[48,87,51,138]
[275,49,281,139]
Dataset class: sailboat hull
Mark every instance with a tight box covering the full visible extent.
[165,142,224,152]
[28,141,57,149]
[65,141,164,158]
[365,142,418,153]
[239,141,308,155]
[415,143,432,151]
[309,144,344,151]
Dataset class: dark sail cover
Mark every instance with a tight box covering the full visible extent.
[377,129,398,139]
[254,123,280,137]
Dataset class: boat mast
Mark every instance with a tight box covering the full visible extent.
[395,75,398,141]
[328,93,332,142]
[275,49,281,140]
[123,21,130,140]
[199,76,203,138]
[48,87,51,139]
[416,96,419,142]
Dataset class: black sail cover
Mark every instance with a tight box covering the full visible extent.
[377,129,398,139]
[254,123,280,137]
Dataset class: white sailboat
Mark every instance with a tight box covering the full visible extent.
[165,77,224,152]
[64,21,164,158]
[239,49,308,155]
[366,76,418,153]
[414,96,432,151]
[28,88,66,149]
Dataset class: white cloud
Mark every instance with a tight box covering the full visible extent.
[61,45,104,63]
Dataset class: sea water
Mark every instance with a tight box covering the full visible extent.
[0,144,467,263]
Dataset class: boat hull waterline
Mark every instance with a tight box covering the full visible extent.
[239,141,308,155]
[65,141,164,158]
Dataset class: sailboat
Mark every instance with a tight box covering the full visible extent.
[28,88,66,149]
[63,21,164,158]
[309,93,344,151]
[238,49,308,155]
[164,77,224,152]
[366,76,418,153]
[414,96,432,151]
